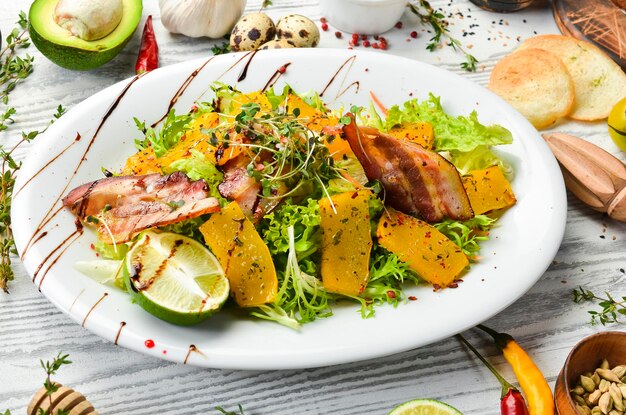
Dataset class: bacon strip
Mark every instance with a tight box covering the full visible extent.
[63,172,220,243]
[218,154,262,218]
[342,113,473,222]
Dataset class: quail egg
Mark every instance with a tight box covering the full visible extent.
[230,13,276,52]
[276,14,319,48]
[258,39,295,50]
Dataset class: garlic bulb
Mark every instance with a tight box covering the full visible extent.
[159,0,247,38]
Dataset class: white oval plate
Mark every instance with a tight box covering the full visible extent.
[12,49,566,369]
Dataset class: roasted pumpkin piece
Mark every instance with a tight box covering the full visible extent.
[463,166,516,215]
[200,202,278,307]
[319,190,373,296]
[122,146,161,175]
[183,112,220,143]
[388,122,434,149]
[377,208,469,287]
[229,91,272,115]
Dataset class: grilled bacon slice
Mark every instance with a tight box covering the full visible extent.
[218,154,262,218]
[342,114,473,222]
[63,172,220,243]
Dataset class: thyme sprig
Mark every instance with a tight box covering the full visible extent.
[40,352,72,415]
[0,12,33,114]
[408,0,478,72]
[573,286,626,326]
[0,104,66,293]
[211,42,231,56]
[216,404,246,415]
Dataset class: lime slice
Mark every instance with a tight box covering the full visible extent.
[124,231,229,326]
[388,399,463,415]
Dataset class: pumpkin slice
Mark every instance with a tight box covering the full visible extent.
[388,122,434,149]
[229,91,272,115]
[319,190,373,296]
[463,166,516,215]
[377,208,468,287]
[200,202,278,307]
[122,146,161,175]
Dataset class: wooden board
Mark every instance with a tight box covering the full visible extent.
[553,0,626,70]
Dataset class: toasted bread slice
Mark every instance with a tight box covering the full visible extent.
[518,35,626,121]
[489,48,574,129]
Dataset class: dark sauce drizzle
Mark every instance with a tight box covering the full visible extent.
[37,228,83,290]
[24,76,142,279]
[14,133,82,199]
[237,50,259,82]
[20,206,63,260]
[183,344,203,365]
[32,228,82,284]
[337,81,360,99]
[114,321,127,345]
[319,55,357,98]
[261,62,292,92]
[150,57,215,128]
[82,292,108,327]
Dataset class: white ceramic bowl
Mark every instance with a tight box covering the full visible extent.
[319,0,408,34]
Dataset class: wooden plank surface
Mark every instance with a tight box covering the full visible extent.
[1,1,625,414]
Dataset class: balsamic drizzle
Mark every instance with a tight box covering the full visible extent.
[150,57,215,128]
[114,321,127,345]
[262,62,292,92]
[13,132,82,199]
[82,292,108,327]
[37,229,83,290]
[320,55,357,98]
[24,75,142,262]
[237,50,259,82]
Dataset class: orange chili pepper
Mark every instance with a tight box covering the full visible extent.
[477,325,555,415]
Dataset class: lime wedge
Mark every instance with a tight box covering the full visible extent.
[124,231,229,326]
[388,399,463,415]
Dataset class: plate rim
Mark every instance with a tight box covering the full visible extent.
[12,48,567,369]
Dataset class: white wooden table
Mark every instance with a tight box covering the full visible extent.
[1,1,625,414]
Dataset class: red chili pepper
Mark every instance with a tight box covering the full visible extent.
[501,389,530,415]
[457,334,530,415]
[135,15,158,75]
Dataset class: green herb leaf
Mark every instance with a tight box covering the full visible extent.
[383,94,512,153]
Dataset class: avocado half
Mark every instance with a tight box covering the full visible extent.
[29,0,143,71]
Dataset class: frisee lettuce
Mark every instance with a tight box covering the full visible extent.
[252,225,331,329]
[434,215,496,258]
[382,94,513,152]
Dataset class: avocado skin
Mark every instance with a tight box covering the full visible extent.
[29,0,142,71]
[30,23,135,71]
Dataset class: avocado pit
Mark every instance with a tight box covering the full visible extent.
[54,0,123,41]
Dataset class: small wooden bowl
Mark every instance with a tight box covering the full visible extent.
[554,331,626,415]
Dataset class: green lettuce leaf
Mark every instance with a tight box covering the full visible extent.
[383,94,512,152]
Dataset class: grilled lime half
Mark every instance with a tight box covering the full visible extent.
[388,399,464,415]
[124,231,229,326]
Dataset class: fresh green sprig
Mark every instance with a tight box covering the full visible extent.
[260,0,273,10]
[211,42,231,56]
[573,286,626,326]
[408,0,478,72]
[0,12,34,114]
[40,352,72,415]
[216,405,245,415]
[0,105,65,293]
